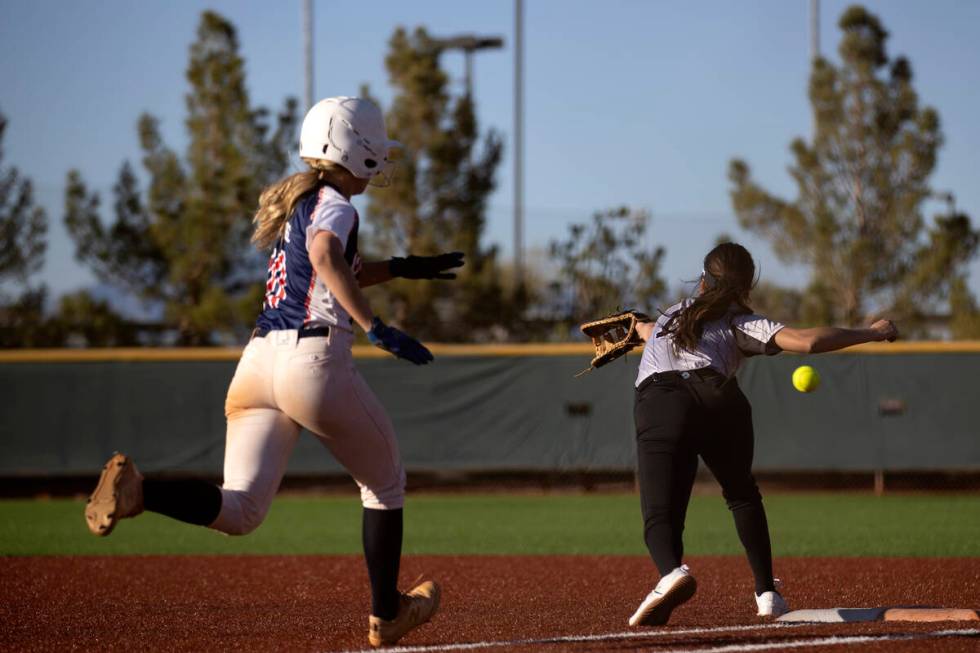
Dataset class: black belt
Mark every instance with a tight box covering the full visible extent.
[250,326,330,340]
[653,367,721,382]
[638,367,723,392]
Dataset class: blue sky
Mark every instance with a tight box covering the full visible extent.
[2,0,979,303]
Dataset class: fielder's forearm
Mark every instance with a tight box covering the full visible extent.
[636,321,655,342]
[809,327,879,352]
[775,326,877,354]
[309,231,374,332]
[357,261,394,288]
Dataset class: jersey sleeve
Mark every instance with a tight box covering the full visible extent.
[306,200,357,251]
[731,313,785,356]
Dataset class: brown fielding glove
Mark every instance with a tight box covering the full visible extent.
[577,309,651,375]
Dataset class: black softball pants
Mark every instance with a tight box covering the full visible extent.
[634,369,775,594]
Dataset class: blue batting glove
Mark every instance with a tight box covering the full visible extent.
[367,317,434,365]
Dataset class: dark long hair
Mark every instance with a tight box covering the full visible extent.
[665,242,756,352]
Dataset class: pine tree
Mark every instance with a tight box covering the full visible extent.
[53,290,138,347]
[363,27,505,341]
[0,112,46,286]
[949,277,980,338]
[548,206,666,326]
[65,11,298,345]
[0,111,52,346]
[728,5,978,332]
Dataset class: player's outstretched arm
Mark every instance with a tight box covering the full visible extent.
[356,252,466,288]
[774,319,898,354]
[390,252,465,280]
[357,261,394,288]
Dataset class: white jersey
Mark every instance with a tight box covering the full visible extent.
[635,299,784,385]
[257,184,362,332]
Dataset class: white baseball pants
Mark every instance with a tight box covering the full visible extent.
[210,328,406,535]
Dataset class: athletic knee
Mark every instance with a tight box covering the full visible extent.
[722,482,763,511]
[361,486,404,510]
[210,488,269,535]
[359,467,406,510]
[236,495,268,535]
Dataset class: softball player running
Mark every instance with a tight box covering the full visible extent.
[627,242,898,627]
[85,97,460,647]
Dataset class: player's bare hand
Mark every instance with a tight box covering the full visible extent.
[869,319,898,342]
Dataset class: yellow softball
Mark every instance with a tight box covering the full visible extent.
[792,365,820,393]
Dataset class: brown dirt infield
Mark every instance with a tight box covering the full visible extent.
[2,555,978,652]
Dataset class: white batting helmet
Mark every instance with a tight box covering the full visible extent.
[299,97,401,180]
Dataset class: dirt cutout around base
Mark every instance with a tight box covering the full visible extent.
[884,608,980,622]
[1,556,978,652]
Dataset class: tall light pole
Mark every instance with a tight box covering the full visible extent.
[809,0,819,137]
[810,0,820,61]
[429,31,512,279]
[429,34,505,98]
[514,0,525,286]
[303,0,314,110]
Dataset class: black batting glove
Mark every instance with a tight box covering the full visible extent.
[389,252,465,280]
[367,317,434,365]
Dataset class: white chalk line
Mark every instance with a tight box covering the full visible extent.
[331,624,980,653]
[331,623,806,653]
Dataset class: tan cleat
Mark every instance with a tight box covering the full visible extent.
[368,580,441,647]
[85,453,144,536]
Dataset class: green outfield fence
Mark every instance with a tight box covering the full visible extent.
[1,342,978,493]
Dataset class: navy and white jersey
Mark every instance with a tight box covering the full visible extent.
[635,299,784,385]
[256,183,361,332]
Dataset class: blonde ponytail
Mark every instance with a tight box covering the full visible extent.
[251,159,352,250]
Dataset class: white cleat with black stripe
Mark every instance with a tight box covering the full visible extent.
[628,565,697,627]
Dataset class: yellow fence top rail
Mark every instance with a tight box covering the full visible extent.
[2,341,980,363]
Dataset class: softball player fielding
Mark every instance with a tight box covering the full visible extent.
[85,97,461,647]
[627,242,898,627]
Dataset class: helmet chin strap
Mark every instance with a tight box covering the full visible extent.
[368,159,397,188]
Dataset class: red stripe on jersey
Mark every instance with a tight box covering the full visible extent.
[311,186,328,221]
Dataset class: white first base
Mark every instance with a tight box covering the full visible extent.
[777,608,887,623]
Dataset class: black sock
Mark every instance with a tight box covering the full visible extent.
[362,507,403,620]
[143,478,223,526]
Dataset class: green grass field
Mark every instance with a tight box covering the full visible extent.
[2,493,978,556]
